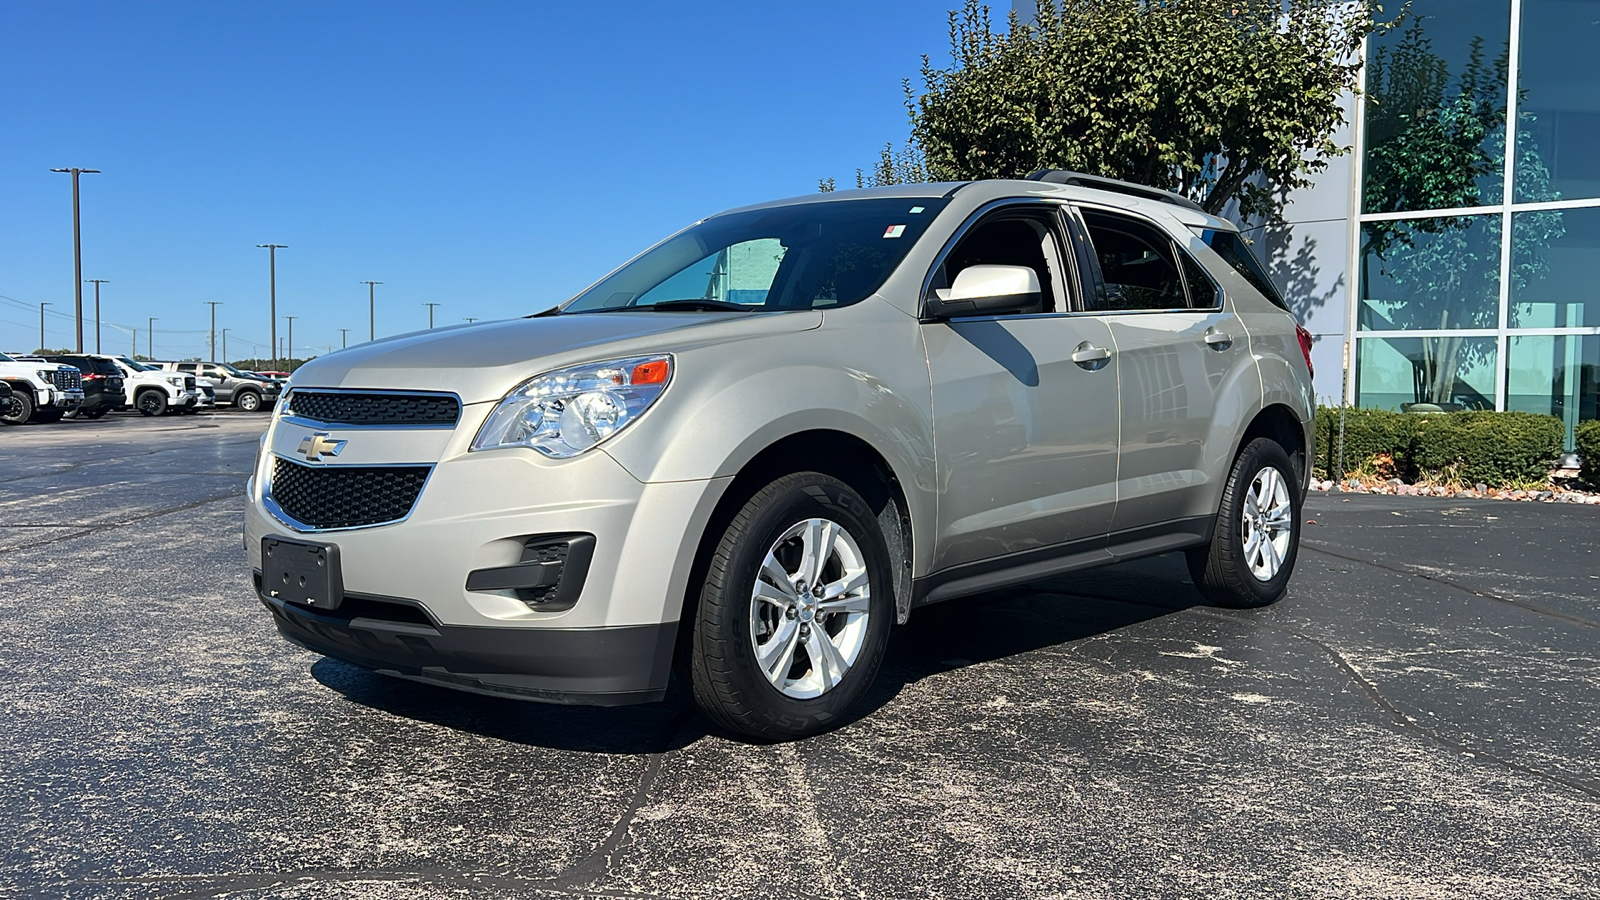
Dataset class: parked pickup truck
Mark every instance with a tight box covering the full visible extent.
[156,361,282,411]
[0,351,84,425]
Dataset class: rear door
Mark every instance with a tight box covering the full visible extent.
[1069,205,1248,533]
[923,201,1121,574]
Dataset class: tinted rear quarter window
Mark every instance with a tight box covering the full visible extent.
[1195,228,1286,310]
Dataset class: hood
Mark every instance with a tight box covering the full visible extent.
[288,309,822,404]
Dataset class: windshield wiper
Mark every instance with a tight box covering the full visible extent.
[586,299,753,313]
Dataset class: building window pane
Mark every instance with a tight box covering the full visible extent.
[1516,0,1600,202]
[1359,214,1501,330]
[1357,336,1498,411]
[1509,206,1599,327]
[1362,0,1512,214]
[1507,335,1599,449]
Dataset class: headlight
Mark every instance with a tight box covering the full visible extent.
[37,370,53,381]
[167,376,186,386]
[471,354,672,458]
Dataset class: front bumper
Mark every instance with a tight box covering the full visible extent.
[244,404,732,705]
[38,388,83,410]
[259,588,675,704]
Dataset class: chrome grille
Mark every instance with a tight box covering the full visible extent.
[268,458,431,530]
[51,369,82,392]
[287,390,460,426]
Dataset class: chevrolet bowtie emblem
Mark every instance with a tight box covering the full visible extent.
[297,432,347,462]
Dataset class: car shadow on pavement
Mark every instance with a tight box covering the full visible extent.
[312,553,1200,751]
[310,657,707,755]
[855,553,1202,719]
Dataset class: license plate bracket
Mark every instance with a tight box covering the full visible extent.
[262,536,344,610]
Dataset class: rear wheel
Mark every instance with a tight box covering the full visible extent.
[690,472,893,740]
[235,390,262,412]
[0,390,31,426]
[81,408,108,420]
[1187,437,1301,609]
[135,390,168,417]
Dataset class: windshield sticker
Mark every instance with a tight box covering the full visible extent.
[909,206,925,214]
[883,224,906,239]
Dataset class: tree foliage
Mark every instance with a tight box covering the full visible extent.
[887,0,1385,217]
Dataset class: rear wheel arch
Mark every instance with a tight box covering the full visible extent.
[1237,404,1309,493]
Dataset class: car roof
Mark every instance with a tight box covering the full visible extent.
[713,178,1236,232]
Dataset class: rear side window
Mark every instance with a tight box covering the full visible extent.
[1194,228,1286,310]
[1079,209,1189,311]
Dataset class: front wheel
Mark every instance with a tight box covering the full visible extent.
[1187,437,1302,609]
[690,472,894,740]
[235,390,262,412]
[0,391,32,426]
[135,390,168,417]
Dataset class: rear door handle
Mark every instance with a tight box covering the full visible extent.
[1203,328,1233,350]
[1071,342,1112,370]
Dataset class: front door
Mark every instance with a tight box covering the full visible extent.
[922,203,1121,573]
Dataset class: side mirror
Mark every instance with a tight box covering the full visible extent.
[927,265,1042,318]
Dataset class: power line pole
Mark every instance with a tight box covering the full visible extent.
[147,317,158,359]
[339,328,349,348]
[221,328,229,363]
[39,302,51,351]
[86,279,109,353]
[257,244,287,370]
[284,316,297,369]
[50,167,100,351]
[424,302,441,328]
[206,301,223,361]
[361,281,383,341]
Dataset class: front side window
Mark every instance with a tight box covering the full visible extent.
[563,198,950,314]
[1080,209,1189,311]
[927,206,1070,314]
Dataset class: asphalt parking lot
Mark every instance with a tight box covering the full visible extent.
[2,413,1597,899]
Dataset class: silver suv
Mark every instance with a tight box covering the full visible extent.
[246,172,1314,739]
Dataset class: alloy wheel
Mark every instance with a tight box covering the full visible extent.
[748,517,872,699]
[1241,466,1293,581]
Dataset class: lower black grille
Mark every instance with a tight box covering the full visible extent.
[288,390,460,426]
[269,457,431,529]
[52,369,82,392]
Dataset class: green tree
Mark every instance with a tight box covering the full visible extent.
[869,0,1388,218]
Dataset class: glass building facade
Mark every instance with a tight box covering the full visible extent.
[1354,0,1600,447]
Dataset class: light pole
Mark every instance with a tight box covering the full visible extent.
[361,281,382,341]
[38,302,51,352]
[284,316,297,369]
[86,279,109,353]
[147,317,158,359]
[424,302,441,328]
[339,328,349,348]
[257,244,287,370]
[50,167,100,351]
[206,301,223,361]
[221,328,229,363]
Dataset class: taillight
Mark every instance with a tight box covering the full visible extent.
[1294,323,1314,378]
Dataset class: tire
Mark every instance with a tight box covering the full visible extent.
[33,410,64,424]
[1187,437,1302,609]
[0,390,32,426]
[690,472,894,740]
[81,408,108,420]
[235,390,262,412]
[135,390,168,417]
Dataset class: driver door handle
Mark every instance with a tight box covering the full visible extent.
[1203,328,1234,351]
[1071,343,1112,370]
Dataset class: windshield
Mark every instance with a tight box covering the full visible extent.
[561,198,950,314]
[115,357,156,371]
[0,352,13,362]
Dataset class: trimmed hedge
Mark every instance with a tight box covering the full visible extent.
[1313,406,1564,487]
[1578,420,1600,485]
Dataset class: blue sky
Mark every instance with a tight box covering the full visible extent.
[0,1,962,360]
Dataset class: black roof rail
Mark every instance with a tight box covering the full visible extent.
[1023,169,1207,214]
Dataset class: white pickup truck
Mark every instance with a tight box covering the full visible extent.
[0,351,84,425]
